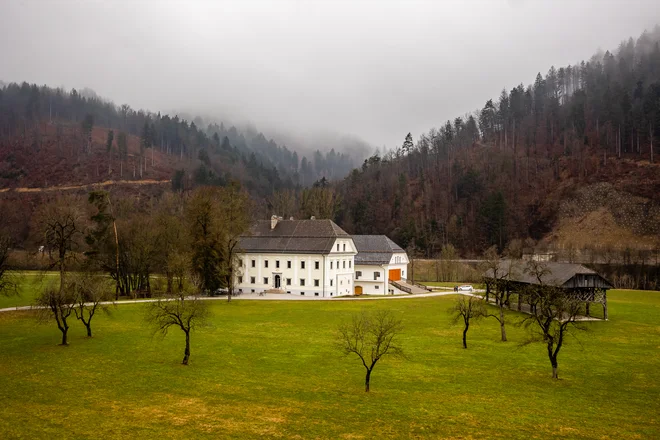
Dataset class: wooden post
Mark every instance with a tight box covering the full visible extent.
[603,290,608,321]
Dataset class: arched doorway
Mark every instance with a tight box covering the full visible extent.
[274,275,281,289]
[354,286,363,296]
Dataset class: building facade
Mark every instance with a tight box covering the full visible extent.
[235,217,412,297]
[235,217,357,297]
[352,235,410,295]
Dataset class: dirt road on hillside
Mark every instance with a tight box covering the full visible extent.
[0,179,171,193]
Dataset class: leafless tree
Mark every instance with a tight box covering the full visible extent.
[32,197,86,290]
[145,290,210,365]
[0,232,18,297]
[481,246,517,342]
[450,294,485,348]
[69,273,113,337]
[520,284,586,379]
[35,282,76,345]
[32,197,86,345]
[336,310,405,392]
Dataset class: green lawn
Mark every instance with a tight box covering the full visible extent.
[0,272,59,309]
[0,290,658,439]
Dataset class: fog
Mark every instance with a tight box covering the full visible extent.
[1,0,658,150]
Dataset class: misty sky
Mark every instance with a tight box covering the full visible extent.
[1,0,659,149]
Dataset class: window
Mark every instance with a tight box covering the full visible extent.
[343,243,346,251]
[287,260,291,269]
[276,260,280,268]
[349,260,352,268]
[251,289,255,293]
[314,279,319,287]
[238,276,243,283]
[251,260,256,268]
[337,243,340,251]
[330,261,333,269]
[286,278,291,285]
[301,261,305,269]
[250,277,255,284]
[343,261,346,269]
[300,279,305,286]
[264,260,269,268]
[239,259,243,267]
[239,289,242,293]
[263,277,269,285]
[315,261,319,270]
[356,271,362,279]
[402,270,405,278]
[376,285,379,289]
[301,292,305,296]
[315,292,319,296]
[374,271,380,280]
[330,279,333,287]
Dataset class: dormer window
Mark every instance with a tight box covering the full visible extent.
[343,244,346,251]
[337,243,339,252]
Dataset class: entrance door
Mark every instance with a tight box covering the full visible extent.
[354,286,363,296]
[389,269,401,281]
[274,275,281,289]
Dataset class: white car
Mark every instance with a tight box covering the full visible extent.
[457,285,473,292]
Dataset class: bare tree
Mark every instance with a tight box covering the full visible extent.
[337,310,405,392]
[33,197,85,291]
[0,232,18,297]
[70,273,113,337]
[450,294,485,348]
[32,198,86,345]
[520,284,586,379]
[480,246,517,342]
[218,183,251,302]
[145,290,210,365]
[35,282,76,345]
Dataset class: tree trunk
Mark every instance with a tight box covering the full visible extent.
[499,306,507,342]
[85,322,92,337]
[60,323,69,345]
[548,342,559,379]
[365,368,372,392]
[462,323,469,349]
[182,331,190,365]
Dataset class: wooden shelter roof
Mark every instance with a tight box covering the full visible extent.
[484,260,613,289]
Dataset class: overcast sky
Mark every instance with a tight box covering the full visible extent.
[1,0,659,149]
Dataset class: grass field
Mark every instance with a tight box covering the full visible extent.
[0,289,658,439]
[0,272,59,309]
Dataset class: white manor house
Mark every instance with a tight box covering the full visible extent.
[235,216,424,297]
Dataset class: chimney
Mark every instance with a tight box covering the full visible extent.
[270,215,278,230]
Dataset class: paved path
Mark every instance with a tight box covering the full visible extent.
[0,290,484,313]
[0,289,605,322]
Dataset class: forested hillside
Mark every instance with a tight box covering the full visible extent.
[335,28,660,259]
[0,84,359,195]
